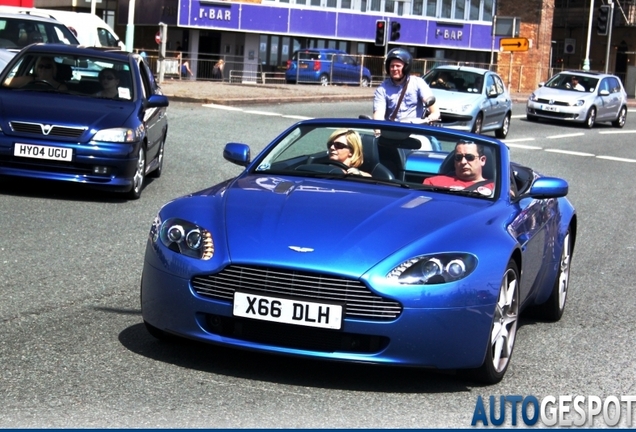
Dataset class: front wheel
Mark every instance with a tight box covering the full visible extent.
[585,107,596,129]
[469,260,520,384]
[471,113,483,134]
[126,145,146,200]
[495,114,511,138]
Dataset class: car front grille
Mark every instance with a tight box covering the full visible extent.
[9,121,87,138]
[535,98,570,107]
[192,265,403,320]
[203,313,390,353]
[533,109,578,119]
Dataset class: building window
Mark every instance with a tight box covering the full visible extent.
[385,0,395,12]
[341,0,352,8]
[326,0,337,7]
[412,0,424,15]
[482,0,493,21]
[369,0,381,11]
[469,0,480,20]
[441,0,452,18]
[454,0,465,20]
[426,0,436,16]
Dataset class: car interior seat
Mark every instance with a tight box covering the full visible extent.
[359,134,395,180]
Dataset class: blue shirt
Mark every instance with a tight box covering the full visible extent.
[373,76,434,121]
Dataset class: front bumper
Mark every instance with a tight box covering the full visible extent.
[141,260,495,370]
[526,100,586,122]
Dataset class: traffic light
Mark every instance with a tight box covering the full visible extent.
[596,5,610,36]
[390,21,401,42]
[375,20,387,46]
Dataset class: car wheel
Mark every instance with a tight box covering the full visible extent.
[495,114,511,138]
[612,106,627,128]
[526,114,538,122]
[361,76,370,87]
[585,107,596,128]
[470,260,520,384]
[126,145,146,200]
[534,229,572,322]
[471,113,483,134]
[319,74,329,86]
[148,134,166,179]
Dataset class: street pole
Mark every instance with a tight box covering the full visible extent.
[604,0,615,73]
[583,0,594,71]
[125,0,136,52]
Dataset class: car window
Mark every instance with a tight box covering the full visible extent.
[252,123,499,199]
[1,52,133,100]
[545,73,599,93]
[97,27,119,48]
[424,70,485,94]
[608,77,621,93]
[599,78,610,93]
[0,17,78,49]
[493,75,505,95]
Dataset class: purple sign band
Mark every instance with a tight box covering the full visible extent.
[179,0,499,51]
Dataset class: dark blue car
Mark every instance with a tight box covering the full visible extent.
[286,49,372,86]
[0,44,169,199]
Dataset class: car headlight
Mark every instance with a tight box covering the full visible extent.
[387,253,477,285]
[447,104,472,114]
[92,126,143,143]
[569,100,585,107]
[529,93,537,101]
[150,216,214,260]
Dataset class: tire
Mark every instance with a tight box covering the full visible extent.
[534,229,572,322]
[148,134,166,179]
[495,114,511,138]
[526,114,538,122]
[612,106,627,128]
[361,76,370,87]
[471,113,483,134]
[470,260,520,384]
[126,145,146,200]
[319,74,329,86]
[584,107,596,129]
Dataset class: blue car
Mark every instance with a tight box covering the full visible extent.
[141,118,576,384]
[286,49,372,86]
[0,44,169,199]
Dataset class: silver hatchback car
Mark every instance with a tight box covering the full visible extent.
[526,71,627,128]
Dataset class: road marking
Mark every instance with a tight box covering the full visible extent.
[546,132,585,139]
[598,130,636,134]
[596,155,636,163]
[243,110,283,116]
[544,149,595,156]
[506,143,543,150]
[282,115,313,120]
[511,114,526,119]
[202,104,243,111]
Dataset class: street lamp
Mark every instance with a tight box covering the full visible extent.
[583,0,594,71]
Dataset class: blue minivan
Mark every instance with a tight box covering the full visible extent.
[286,49,371,86]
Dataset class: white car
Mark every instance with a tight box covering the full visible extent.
[423,66,513,138]
[526,71,628,128]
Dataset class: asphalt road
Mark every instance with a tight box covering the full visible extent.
[1,102,635,427]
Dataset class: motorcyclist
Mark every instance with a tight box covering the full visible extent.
[373,47,440,123]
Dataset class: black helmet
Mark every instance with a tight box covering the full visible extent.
[385,47,413,76]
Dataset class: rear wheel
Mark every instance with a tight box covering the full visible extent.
[471,113,483,134]
[495,114,511,138]
[470,260,519,384]
[361,76,370,87]
[585,107,596,128]
[126,145,146,200]
[319,74,329,86]
[534,229,572,322]
[612,106,627,128]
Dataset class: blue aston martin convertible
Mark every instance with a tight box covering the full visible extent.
[141,118,576,384]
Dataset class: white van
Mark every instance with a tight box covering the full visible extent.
[0,6,124,49]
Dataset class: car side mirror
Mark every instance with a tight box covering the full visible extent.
[424,95,436,107]
[599,89,610,96]
[224,143,251,166]
[538,82,545,88]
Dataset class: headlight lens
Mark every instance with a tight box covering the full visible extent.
[387,253,477,285]
[151,216,214,260]
[92,126,143,143]
[529,93,537,101]
[570,100,585,107]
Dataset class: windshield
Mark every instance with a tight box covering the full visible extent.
[1,52,133,100]
[252,123,499,199]
[424,69,485,94]
[0,17,78,49]
[544,73,598,93]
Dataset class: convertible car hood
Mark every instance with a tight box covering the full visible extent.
[223,175,492,274]
[0,91,134,131]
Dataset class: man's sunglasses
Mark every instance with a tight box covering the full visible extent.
[454,153,479,162]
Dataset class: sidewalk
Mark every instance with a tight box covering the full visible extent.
[159,80,636,107]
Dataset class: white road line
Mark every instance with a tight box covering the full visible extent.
[282,115,313,120]
[544,149,595,157]
[628,109,636,113]
[202,104,243,111]
[598,130,636,134]
[546,132,585,139]
[511,114,526,119]
[242,110,283,116]
[596,155,636,163]
[506,142,543,150]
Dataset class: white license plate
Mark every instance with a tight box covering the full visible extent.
[233,291,343,330]
[14,143,72,162]
[541,104,559,112]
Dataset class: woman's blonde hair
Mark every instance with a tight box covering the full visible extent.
[327,129,364,168]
